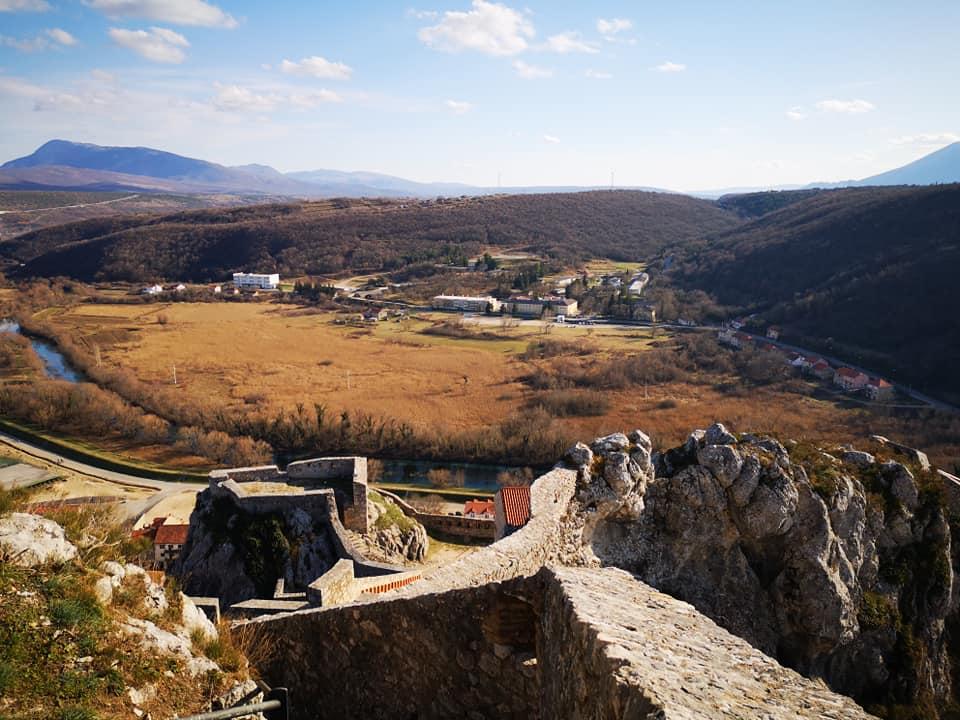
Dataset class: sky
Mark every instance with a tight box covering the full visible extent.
[0,0,958,191]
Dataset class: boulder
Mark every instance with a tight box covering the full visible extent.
[705,422,738,446]
[842,450,875,468]
[180,593,218,643]
[590,433,630,454]
[627,429,653,453]
[696,445,743,489]
[565,442,593,470]
[0,513,77,567]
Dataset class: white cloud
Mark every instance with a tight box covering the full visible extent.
[656,61,686,73]
[85,0,237,28]
[890,132,959,146]
[406,8,438,20]
[815,98,875,114]
[544,31,598,54]
[596,18,631,35]
[289,89,342,107]
[786,106,806,121]
[212,84,279,112]
[418,0,533,56]
[513,59,552,79]
[445,99,473,114]
[584,69,612,80]
[0,34,48,51]
[280,56,352,81]
[109,26,189,64]
[0,0,50,10]
[90,69,117,84]
[46,28,78,45]
[543,134,560,144]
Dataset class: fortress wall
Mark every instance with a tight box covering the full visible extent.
[210,465,284,483]
[390,466,577,595]
[251,566,875,720]
[252,576,539,720]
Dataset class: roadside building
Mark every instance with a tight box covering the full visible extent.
[233,272,280,290]
[494,486,531,540]
[811,359,834,379]
[507,295,578,317]
[431,295,501,313]
[834,367,870,392]
[463,499,495,519]
[362,308,389,322]
[766,326,781,340]
[718,328,740,348]
[142,284,164,295]
[174,283,187,293]
[628,273,650,297]
[865,378,894,401]
[632,303,656,323]
[153,523,190,570]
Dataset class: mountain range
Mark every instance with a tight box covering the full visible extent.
[3,139,959,199]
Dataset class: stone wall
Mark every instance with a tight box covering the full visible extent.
[390,466,577,595]
[253,576,539,720]
[306,559,357,606]
[251,566,874,719]
[376,489,495,540]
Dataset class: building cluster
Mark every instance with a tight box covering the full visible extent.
[431,294,578,318]
[141,283,187,296]
[718,327,895,401]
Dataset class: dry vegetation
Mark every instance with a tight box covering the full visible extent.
[21,298,959,471]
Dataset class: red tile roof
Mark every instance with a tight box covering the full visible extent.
[464,499,495,516]
[836,367,863,379]
[869,378,892,388]
[154,524,190,546]
[499,486,531,528]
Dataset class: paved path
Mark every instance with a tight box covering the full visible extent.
[0,430,205,520]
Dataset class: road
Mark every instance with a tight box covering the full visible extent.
[2,194,140,214]
[0,429,205,521]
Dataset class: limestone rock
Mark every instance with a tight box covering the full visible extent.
[696,444,743,489]
[180,593,218,643]
[883,462,919,512]
[590,433,630,454]
[704,422,738,446]
[0,512,77,567]
[565,442,593,471]
[627,429,652,453]
[121,618,220,677]
[842,450,875,468]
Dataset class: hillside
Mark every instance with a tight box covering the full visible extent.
[672,184,960,401]
[1,190,739,282]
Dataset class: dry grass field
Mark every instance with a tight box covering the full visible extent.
[40,300,960,470]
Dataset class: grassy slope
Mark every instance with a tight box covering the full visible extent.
[672,184,960,402]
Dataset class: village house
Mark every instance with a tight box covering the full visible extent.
[766,326,781,340]
[233,272,280,290]
[718,328,741,348]
[865,377,895,401]
[141,284,164,295]
[362,308,389,323]
[811,359,834,380]
[631,303,656,323]
[463,499,495,519]
[628,273,650,297]
[834,367,870,392]
[153,523,190,570]
[508,295,579,317]
[494,486,531,540]
[174,283,187,293]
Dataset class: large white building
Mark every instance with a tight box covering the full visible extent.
[432,295,501,313]
[233,272,280,290]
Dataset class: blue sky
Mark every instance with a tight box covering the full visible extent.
[1,0,958,190]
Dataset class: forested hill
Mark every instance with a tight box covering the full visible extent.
[672,184,960,402]
[1,191,738,282]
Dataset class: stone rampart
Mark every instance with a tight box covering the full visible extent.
[376,488,495,540]
[306,559,357,606]
[251,566,874,719]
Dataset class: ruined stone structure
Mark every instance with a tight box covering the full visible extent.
[173,457,411,610]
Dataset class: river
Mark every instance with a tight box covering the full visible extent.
[0,319,85,383]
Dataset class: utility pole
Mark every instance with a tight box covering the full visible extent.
[172,364,177,385]
[610,170,615,190]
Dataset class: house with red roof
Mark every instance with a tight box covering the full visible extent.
[153,523,190,569]
[865,377,894,401]
[810,359,834,380]
[463,499,495,519]
[834,367,869,392]
[494,486,531,540]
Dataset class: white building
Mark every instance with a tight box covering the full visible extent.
[432,295,501,313]
[142,284,164,295]
[233,272,280,290]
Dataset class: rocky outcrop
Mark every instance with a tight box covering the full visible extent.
[173,489,340,606]
[565,423,958,716]
[0,512,77,566]
[365,493,429,564]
